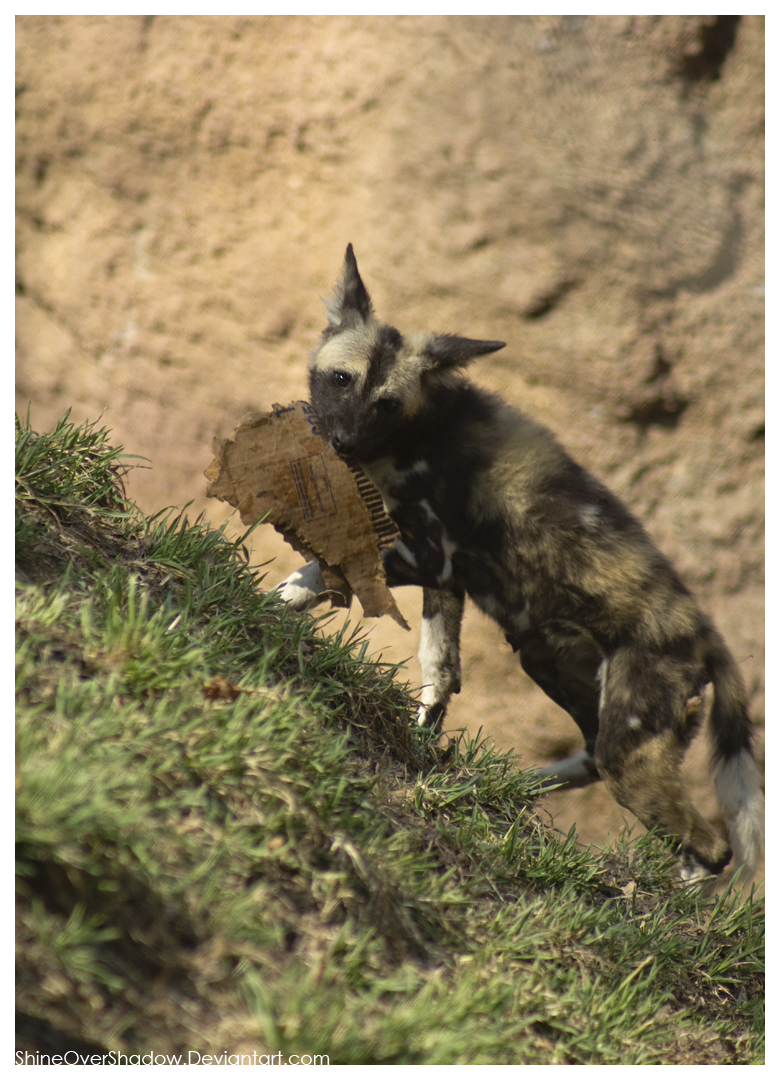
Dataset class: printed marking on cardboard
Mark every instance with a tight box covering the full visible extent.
[291,455,338,521]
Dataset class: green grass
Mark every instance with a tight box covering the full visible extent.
[15,411,764,1064]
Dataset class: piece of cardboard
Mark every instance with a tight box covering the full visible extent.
[205,401,409,629]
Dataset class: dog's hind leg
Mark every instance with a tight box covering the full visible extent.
[417,587,464,729]
[514,632,602,788]
[595,649,731,879]
[535,749,602,788]
[598,730,731,879]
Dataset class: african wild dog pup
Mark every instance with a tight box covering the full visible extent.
[303,244,764,881]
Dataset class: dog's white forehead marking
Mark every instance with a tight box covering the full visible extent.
[311,326,377,381]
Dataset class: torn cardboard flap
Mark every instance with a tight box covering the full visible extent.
[205,401,409,629]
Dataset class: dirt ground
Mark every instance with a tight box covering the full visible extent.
[16,16,764,868]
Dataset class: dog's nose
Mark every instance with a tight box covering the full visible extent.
[330,428,355,455]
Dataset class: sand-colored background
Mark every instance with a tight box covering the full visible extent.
[16,15,764,861]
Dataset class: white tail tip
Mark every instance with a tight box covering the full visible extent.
[715,750,765,880]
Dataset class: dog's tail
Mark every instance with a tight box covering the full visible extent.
[706,626,765,881]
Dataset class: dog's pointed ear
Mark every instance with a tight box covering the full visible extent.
[423,334,505,371]
[324,244,374,330]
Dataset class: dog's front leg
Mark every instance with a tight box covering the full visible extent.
[274,561,353,611]
[381,538,432,588]
[380,526,463,728]
[417,587,464,730]
[381,510,450,590]
[275,561,329,609]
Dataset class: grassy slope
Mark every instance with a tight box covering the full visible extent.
[15,412,764,1065]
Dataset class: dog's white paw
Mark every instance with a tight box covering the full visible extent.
[275,562,328,611]
[416,701,446,729]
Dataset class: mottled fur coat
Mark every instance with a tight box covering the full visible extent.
[295,245,764,881]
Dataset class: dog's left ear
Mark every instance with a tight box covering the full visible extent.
[423,334,505,371]
[324,243,374,330]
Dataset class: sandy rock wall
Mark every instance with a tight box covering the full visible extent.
[16,15,764,849]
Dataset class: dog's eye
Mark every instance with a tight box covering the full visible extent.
[333,371,352,388]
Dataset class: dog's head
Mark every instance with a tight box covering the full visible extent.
[308,245,505,462]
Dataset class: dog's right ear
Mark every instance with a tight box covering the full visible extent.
[423,334,506,372]
[323,244,374,330]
